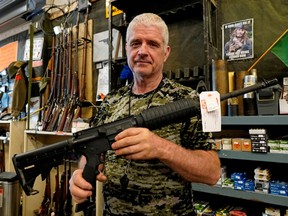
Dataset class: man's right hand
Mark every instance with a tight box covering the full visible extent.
[69,166,107,203]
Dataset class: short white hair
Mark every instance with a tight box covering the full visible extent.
[126,13,169,47]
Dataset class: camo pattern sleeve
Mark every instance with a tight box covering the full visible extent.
[93,78,216,216]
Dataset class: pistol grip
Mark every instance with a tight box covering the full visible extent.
[82,156,101,186]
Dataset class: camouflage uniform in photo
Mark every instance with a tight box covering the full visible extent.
[92,77,216,216]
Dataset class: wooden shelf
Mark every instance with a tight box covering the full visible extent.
[22,130,81,216]
[0,120,26,172]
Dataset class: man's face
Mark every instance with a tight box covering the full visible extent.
[126,24,170,78]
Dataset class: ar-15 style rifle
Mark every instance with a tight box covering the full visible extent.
[12,79,278,213]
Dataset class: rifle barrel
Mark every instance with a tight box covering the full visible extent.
[220,78,278,101]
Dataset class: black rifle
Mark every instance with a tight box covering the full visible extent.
[12,79,278,213]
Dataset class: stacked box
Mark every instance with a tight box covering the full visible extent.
[254,167,271,193]
[268,140,280,153]
[216,205,234,216]
[231,172,247,191]
[222,138,232,150]
[249,129,268,153]
[216,166,227,186]
[270,180,288,196]
[232,138,242,151]
[279,140,288,153]
[222,178,234,189]
[199,207,215,216]
[254,173,271,181]
[241,139,252,152]
[244,179,255,191]
[231,172,247,180]
[262,207,281,216]
[215,139,222,150]
[230,210,247,216]
[255,180,270,193]
[254,167,271,176]
[283,77,288,98]
[280,77,288,114]
[194,200,210,215]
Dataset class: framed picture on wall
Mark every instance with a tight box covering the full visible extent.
[222,18,254,61]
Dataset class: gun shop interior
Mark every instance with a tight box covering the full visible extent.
[0,0,288,216]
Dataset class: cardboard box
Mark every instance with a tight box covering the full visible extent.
[268,140,280,153]
[241,139,251,152]
[222,138,232,150]
[232,138,242,151]
[279,99,288,114]
[215,139,222,150]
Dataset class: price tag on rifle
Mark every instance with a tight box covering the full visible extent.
[199,91,221,132]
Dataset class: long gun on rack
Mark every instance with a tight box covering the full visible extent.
[46,27,65,131]
[73,6,90,120]
[58,27,73,132]
[62,10,82,132]
[42,34,58,131]
[12,78,278,214]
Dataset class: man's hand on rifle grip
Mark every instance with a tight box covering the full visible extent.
[69,156,107,204]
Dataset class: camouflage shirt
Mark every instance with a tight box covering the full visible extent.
[92,77,216,216]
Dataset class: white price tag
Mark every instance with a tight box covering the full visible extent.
[206,94,219,112]
[199,91,221,132]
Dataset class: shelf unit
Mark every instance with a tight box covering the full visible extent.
[0,120,26,172]
[192,150,288,207]
[21,130,82,216]
[193,115,288,211]
[108,0,219,91]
